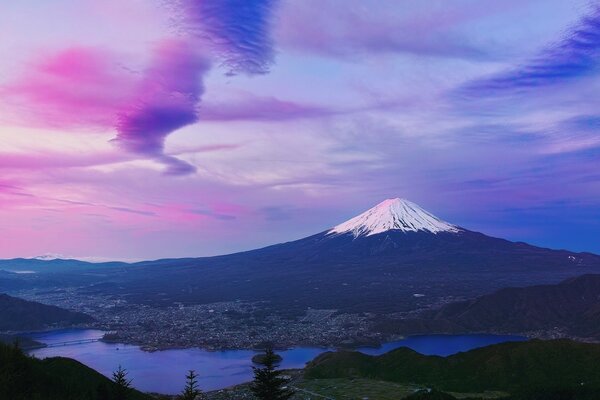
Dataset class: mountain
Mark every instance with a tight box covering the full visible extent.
[0,257,126,274]
[0,293,94,332]
[304,339,600,394]
[0,342,152,400]
[108,198,600,312]
[328,198,461,236]
[2,198,600,319]
[378,274,600,339]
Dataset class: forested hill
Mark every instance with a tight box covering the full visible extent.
[0,342,151,400]
[305,339,600,394]
[378,274,600,339]
[0,293,94,331]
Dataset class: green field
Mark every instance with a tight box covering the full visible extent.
[294,378,420,399]
[292,378,508,400]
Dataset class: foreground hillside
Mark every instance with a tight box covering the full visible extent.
[305,339,600,394]
[0,293,94,332]
[0,342,151,400]
[379,274,600,340]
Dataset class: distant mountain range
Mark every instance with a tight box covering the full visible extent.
[0,293,94,332]
[379,274,600,340]
[1,198,600,318]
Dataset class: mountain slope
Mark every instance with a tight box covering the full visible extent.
[0,342,151,400]
[380,274,600,339]
[0,257,126,273]
[110,200,600,314]
[0,293,94,332]
[3,198,600,318]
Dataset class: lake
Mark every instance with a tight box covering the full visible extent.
[28,329,526,394]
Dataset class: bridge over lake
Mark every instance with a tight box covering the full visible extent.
[44,338,103,348]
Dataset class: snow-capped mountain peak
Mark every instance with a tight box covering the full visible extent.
[328,198,461,237]
[31,253,67,261]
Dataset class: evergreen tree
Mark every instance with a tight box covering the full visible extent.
[179,369,206,400]
[250,347,293,400]
[112,365,132,400]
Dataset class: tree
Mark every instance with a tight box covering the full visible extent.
[179,370,206,400]
[250,347,293,400]
[112,365,132,400]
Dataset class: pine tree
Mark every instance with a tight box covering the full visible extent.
[179,370,206,400]
[112,365,132,400]
[250,347,293,400]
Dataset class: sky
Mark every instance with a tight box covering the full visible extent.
[1,0,599,260]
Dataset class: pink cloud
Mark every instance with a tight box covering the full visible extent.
[3,47,133,129]
[2,41,211,175]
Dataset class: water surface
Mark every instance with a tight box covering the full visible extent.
[28,329,525,394]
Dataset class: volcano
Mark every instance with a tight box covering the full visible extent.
[3,198,600,315]
[97,198,600,314]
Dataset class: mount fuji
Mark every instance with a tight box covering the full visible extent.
[2,198,600,316]
[329,198,461,237]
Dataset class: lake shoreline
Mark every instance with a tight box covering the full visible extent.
[25,329,528,394]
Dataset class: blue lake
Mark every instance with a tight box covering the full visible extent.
[28,329,526,394]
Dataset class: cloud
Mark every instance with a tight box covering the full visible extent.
[1,47,132,129]
[3,41,211,175]
[199,94,335,121]
[190,209,236,221]
[1,0,283,176]
[273,0,521,60]
[177,0,278,75]
[55,198,156,217]
[114,40,210,174]
[462,5,600,96]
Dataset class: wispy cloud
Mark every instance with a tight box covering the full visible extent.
[178,0,278,75]
[1,47,132,129]
[462,5,600,96]
[273,0,526,60]
[2,41,211,175]
[199,94,335,121]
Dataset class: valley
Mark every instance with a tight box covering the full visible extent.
[2,199,600,350]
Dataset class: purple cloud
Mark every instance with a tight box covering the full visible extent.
[178,0,278,75]
[274,0,518,60]
[462,5,600,96]
[199,94,335,121]
[2,43,211,175]
[114,40,211,174]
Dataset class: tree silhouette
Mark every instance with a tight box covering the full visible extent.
[250,347,293,400]
[179,369,206,400]
[112,365,132,400]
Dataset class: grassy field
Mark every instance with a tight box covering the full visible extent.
[293,378,508,400]
[293,377,420,399]
[206,372,509,400]
[447,391,508,399]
